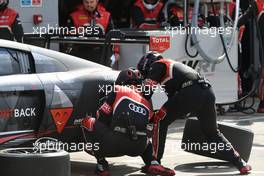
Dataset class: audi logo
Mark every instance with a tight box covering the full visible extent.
[129,103,147,115]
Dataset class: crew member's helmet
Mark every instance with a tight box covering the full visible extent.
[137,51,163,77]
[116,67,143,86]
[0,0,9,11]
[142,0,160,10]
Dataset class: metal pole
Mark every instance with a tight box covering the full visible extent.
[184,0,188,26]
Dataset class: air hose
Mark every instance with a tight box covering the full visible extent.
[216,0,263,109]
[185,33,199,58]
[191,0,240,64]
[210,0,239,72]
[190,0,263,111]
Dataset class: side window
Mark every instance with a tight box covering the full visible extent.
[0,48,21,76]
[32,53,68,73]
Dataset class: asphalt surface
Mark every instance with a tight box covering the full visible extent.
[70,107,264,176]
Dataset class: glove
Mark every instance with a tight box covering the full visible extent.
[81,116,96,131]
[153,107,167,123]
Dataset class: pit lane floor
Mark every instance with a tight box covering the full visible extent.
[70,110,264,176]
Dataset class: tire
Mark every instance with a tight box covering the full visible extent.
[181,118,254,162]
[0,148,71,176]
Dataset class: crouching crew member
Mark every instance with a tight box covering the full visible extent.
[81,68,175,176]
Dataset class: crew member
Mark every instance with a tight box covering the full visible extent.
[137,52,252,175]
[163,0,185,26]
[67,0,118,65]
[232,0,264,113]
[162,0,205,27]
[0,0,23,42]
[258,9,264,112]
[253,0,264,112]
[131,0,165,29]
[81,68,175,176]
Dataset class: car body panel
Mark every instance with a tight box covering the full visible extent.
[0,39,119,150]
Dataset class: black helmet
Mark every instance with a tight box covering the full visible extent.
[0,0,9,11]
[137,51,163,77]
[142,0,160,10]
[116,67,142,86]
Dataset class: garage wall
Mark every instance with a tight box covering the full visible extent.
[9,1,59,34]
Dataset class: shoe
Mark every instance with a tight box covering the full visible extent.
[141,164,175,176]
[239,165,252,175]
[257,100,264,113]
[233,158,252,175]
[95,159,111,176]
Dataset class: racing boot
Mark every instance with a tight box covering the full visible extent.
[141,161,175,176]
[95,158,111,176]
[233,157,252,175]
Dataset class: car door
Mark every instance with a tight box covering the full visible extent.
[0,47,45,147]
[32,51,79,140]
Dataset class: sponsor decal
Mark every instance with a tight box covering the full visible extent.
[21,0,31,6]
[50,108,73,134]
[14,108,36,118]
[149,36,170,53]
[129,103,147,115]
[0,109,13,119]
[100,102,112,115]
[32,0,42,6]
[78,16,89,20]
[182,59,216,75]
[0,108,36,119]
[21,0,42,7]
[74,119,82,125]
[50,85,74,133]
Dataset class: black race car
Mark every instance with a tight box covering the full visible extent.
[0,39,119,150]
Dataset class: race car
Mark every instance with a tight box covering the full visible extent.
[0,39,119,150]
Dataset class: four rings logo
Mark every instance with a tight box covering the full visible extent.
[129,103,147,115]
